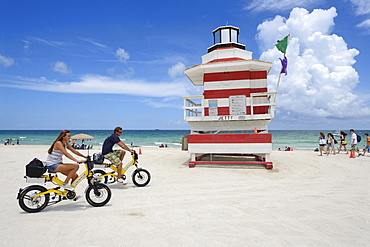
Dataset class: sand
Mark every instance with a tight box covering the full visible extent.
[1,145,369,246]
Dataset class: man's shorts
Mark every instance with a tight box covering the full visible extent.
[351,144,357,150]
[103,150,122,166]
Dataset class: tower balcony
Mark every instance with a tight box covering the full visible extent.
[182,91,277,132]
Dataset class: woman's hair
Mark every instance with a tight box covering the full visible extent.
[328,133,333,138]
[320,132,325,138]
[340,131,347,137]
[48,130,70,154]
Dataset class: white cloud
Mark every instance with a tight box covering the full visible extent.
[244,0,320,12]
[168,62,185,78]
[22,40,30,53]
[257,7,337,51]
[256,7,370,119]
[107,66,135,78]
[79,37,108,48]
[143,98,182,109]
[53,61,71,74]
[246,0,370,33]
[350,0,370,31]
[27,37,69,47]
[0,54,15,67]
[116,48,130,62]
[350,0,370,15]
[0,75,190,98]
[357,19,370,28]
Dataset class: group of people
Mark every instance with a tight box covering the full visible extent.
[71,142,92,150]
[278,147,293,151]
[45,127,133,191]
[318,129,370,157]
[4,138,19,145]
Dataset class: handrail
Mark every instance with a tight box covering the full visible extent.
[250,92,277,117]
[183,92,277,120]
[182,96,203,117]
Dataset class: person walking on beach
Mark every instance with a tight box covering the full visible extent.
[102,127,133,184]
[326,133,336,155]
[337,131,348,154]
[361,133,370,156]
[46,130,87,190]
[350,129,359,157]
[318,132,326,156]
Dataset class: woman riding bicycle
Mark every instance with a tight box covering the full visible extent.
[46,130,87,190]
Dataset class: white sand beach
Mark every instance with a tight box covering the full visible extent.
[1,145,369,246]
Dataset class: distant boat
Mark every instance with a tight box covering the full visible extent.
[333,129,341,138]
[154,129,160,130]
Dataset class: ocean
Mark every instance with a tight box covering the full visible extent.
[0,129,369,150]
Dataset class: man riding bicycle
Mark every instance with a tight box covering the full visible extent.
[102,127,133,184]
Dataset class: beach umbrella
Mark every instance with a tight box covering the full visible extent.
[70,133,95,140]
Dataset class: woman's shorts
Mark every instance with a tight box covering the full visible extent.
[47,162,62,172]
[319,144,326,146]
[103,150,122,166]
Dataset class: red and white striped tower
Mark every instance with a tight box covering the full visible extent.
[183,25,277,168]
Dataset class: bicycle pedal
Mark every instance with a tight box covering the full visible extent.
[73,195,83,201]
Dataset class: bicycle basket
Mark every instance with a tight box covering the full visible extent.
[26,158,47,177]
[86,157,94,170]
[93,153,104,164]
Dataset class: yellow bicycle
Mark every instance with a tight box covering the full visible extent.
[17,157,112,213]
[92,150,151,187]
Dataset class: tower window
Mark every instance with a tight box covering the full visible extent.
[213,26,239,44]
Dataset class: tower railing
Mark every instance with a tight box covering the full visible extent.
[250,92,277,119]
[183,92,277,121]
[182,96,203,119]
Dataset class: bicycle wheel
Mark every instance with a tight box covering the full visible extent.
[85,183,111,207]
[18,185,49,213]
[92,169,108,184]
[132,168,151,187]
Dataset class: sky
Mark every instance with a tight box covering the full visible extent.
[0,0,370,130]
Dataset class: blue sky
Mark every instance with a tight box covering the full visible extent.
[1,0,369,130]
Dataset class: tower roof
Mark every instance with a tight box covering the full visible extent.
[184,25,272,86]
[208,25,245,53]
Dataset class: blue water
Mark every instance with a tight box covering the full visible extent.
[0,130,189,148]
[0,129,369,150]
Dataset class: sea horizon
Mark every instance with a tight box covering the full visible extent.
[1,129,369,150]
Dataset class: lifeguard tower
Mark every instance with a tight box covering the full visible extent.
[182,25,277,169]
